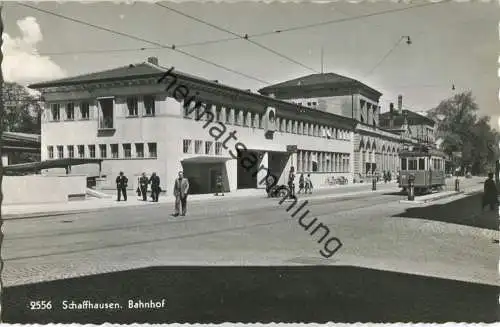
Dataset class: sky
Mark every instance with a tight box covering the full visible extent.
[2,0,500,130]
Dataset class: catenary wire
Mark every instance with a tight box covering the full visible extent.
[155,3,319,73]
[35,0,451,56]
[18,3,272,85]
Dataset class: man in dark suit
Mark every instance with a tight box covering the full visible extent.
[116,171,128,201]
[149,172,161,202]
[172,171,189,216]
[139,172,149,201]
[482,172,499,211]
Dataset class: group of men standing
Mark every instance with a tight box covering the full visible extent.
[116,171,161,202]
[138,172,161,202]
[115,171,190,217]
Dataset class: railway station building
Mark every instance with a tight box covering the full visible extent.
[258,74,420,182]
[29,57,357,194]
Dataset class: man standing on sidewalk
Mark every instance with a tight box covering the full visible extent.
[149,172,161,202]
[139,172,149,201]
[172,171,189,217]
[116,171,128,202]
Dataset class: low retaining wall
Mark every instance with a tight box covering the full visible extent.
[2,175,87,205]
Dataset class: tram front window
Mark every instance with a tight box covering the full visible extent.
[408,159,417,170]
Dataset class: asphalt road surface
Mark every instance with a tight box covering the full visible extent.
[2,181,498,323]
[3,181,497,287]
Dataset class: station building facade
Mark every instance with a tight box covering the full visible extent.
[30,58,357,194]
[258,73,420,181]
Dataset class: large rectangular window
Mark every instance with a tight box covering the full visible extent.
[183,140,192,154]
[66,103,75,120]
[111,144,119,158]
[51,104,60,121]
[215,142,222,155]
[57,145,64,158]
[98,98,114,129]
[47,146,54,159]
[135,143,144,158]
[144,95,156,116]
[195,140,203,154]
[205,141,213,155]
[99,144,107,158]
[123,144,131,158]
[127,97,139,116]
[67,145,74,158]
[80,102,90,120]
[78,145,85,158]
[88,145,96,158]
[148,142,157,158]
[401,158,407,170]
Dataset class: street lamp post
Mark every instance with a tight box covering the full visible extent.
[496,141,500,190]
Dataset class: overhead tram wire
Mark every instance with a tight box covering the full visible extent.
[18,3,271,85]
[36,0,451,58]
[364,36,411,77]
[155,3,319,73]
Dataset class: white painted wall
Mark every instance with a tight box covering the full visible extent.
[3,175,87,205]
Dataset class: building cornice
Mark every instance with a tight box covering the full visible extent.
[37,70,360,130]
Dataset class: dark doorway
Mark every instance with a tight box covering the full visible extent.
[237,150,260,189]
[183,162,227,194]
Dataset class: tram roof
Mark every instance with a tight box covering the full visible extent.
[399,148,447,158]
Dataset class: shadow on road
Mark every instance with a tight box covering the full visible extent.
[393,193,499,230]
[3,266,498,323]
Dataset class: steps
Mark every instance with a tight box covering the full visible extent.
[86,188,112,199]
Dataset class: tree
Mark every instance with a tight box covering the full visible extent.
[427,91,500,174]
[2,82,42,134]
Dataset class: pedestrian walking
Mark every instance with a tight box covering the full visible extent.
[149,172,161,202]
[305,174,313,194]
[482,172,498,211]
[116,171,128,201]
[139,172,149,201]
[298,173,305,194]
[288,166,296,199]
[172,171,189,217]
[215,174,224,196]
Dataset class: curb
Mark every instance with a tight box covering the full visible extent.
[399,192,461,205]
[3,187,398,220]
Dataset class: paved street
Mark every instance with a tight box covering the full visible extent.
[2,179,497,287]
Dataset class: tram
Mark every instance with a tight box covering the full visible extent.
[398,145,447,195]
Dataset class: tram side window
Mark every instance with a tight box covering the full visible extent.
[401,158,407,170]
[418,158,425,170]
[408,159,417,170]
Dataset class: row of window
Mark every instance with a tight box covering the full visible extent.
[47,142,157,159]
[296,150,350,173]
[400,157,444,171]
[183,139,224,156]
[51,102,90,121]
[49,96,156,122]
[184,104,351,140]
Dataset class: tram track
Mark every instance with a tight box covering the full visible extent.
[3,192,401,261]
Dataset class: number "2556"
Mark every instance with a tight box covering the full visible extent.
[30,301,52,310]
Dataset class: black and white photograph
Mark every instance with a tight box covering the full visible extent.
[0,0,499,323]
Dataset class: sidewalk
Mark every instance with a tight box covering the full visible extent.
[399,177,485,205]
[2,182,394,219]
